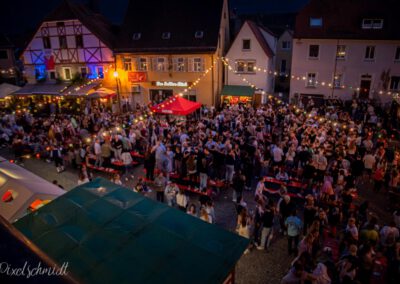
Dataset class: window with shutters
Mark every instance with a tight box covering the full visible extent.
[123,57,132,71]
[192,57,203,72]
[174,57,185,72]
[138,58,147,71]
[155,57,167,72]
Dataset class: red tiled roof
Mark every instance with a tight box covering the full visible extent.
[246,21,275,58]
[294,0,400,40]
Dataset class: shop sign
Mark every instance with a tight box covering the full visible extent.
[128,72,147,82]
[152,81,190,87]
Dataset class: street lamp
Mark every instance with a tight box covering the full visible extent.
[113,70,122,113]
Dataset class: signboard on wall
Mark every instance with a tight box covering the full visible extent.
[152,81,191,87]
[128,72,147,82]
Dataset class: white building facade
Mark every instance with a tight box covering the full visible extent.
[225,21,276,96]
[290,0,400,105]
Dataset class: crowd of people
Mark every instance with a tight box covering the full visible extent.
[1,96,400,283]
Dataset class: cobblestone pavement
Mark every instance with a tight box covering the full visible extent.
[0,148,394,284]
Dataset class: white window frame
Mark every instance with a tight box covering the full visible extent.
[336,45,346,60]
[390,76,400,91]
[246,61,256,73]
[242,39,251,51]
[310,17,322,27]
[123,57,132,71]
[308,44,320,59]
[138,57,147,71]
[63,67,72,80]
[364,46,375,61]
[156,57,167,72]
[173,57,185,72]
[192,57,203,72]
[236,60,246,73]
[183,89,197,102]
[306,72,317,87]
[281,41,291,50]
[235,60,256,74]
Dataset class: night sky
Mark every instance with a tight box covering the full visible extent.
[0,0,309,36]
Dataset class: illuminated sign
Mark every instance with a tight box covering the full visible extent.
[153,81,190,87]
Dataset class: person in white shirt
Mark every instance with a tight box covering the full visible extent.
[94,139,102,167]
[273,144,284,165]
[363,152,376,175]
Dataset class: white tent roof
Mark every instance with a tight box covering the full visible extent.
[0,83,21,99]
[0,157,65,222]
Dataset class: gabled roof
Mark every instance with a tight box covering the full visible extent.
[294,0,400,40]
[115,0,225,53]
[245,21,275,58]
[42,0,115,48]
[14,178,248,284]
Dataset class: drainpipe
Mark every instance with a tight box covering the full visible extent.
[331,39,339,99]
[211,54,215,106]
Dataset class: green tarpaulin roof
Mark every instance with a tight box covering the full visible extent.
[14,178,248,284]
[221,85,254,97]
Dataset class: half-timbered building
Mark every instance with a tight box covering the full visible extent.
[17,0,115,97]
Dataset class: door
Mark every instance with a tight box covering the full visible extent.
[359,79,371,99]
[359,74,372,99]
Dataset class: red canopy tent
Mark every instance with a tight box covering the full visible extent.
[151,95,201,116]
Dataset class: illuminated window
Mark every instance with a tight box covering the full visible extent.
[236,61,245,73]
[306,73,317,87]
[123,57,132,71]
[174,57,185,72]
[156,57,167,71]
[63,67,72,80]
[336,45,346,60]
[247,61,255,73]
[138,58,147,71]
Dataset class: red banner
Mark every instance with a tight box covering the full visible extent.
[128,72,147,82]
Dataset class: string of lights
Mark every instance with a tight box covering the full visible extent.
[221,56,398,99]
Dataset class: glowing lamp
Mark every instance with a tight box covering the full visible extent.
[113,71,119,78]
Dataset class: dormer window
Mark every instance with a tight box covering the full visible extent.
[195,31,204,38]
[132,33,141,40]
[310,17,322,27]
[162,32,171,40]
[362,19,384,29]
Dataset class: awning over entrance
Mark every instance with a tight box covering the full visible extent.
[12,83,69,96]
[221,85,254,97]
[87,87,116,99]
[62,80,102,97]
[0,83,21,99]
